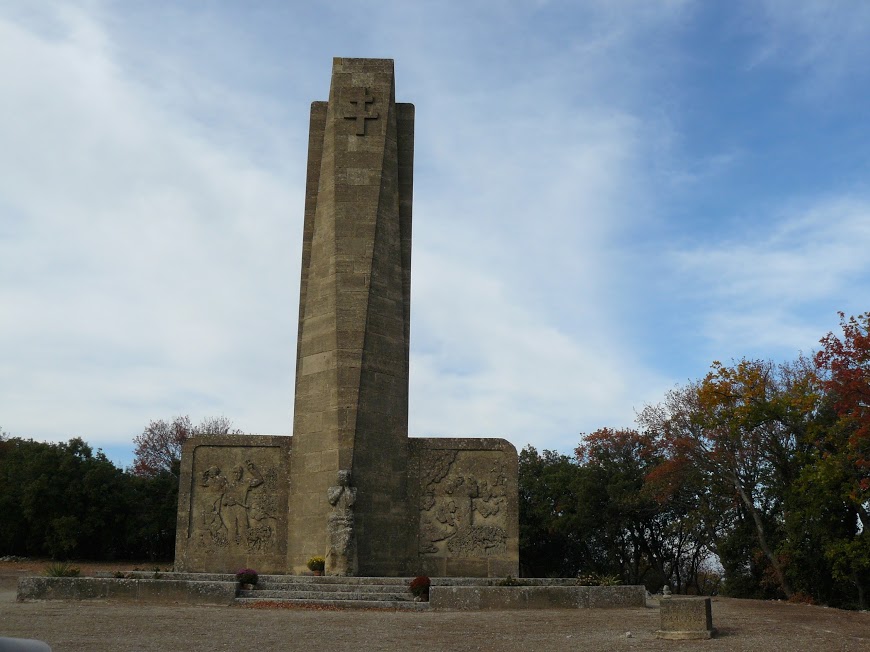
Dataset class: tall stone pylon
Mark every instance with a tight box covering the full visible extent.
[175,58,517,578]
[287,58,414,575]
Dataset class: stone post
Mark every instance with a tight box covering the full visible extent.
[656,597,716,640]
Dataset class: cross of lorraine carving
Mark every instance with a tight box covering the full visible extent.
[343,87,379,136]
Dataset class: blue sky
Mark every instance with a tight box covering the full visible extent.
[2,1,869,468]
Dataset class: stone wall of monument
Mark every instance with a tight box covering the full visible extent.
[175,435,292,574]
[408,438,519,577]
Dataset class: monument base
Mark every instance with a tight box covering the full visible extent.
[655,629,716,640]
[175,435,519,577]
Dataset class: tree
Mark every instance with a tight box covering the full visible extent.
[0,437,132,559]
[639,358,820,599]
[574,427,718,592]
[575,428,662,585]
[132,415,241,478]
[642,449,722,594]
[812,311,870,607]
[519,446,590,577]
[816,311,870,504]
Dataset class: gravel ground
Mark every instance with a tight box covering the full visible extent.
[2,562,869,652]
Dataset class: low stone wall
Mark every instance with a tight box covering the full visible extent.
[17,576,647,611]
[17,577,237,605]
[429,585,646,610]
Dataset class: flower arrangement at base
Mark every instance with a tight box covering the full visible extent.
[235,568,258,586]
[409,575,431,602]
[307,556,325,573]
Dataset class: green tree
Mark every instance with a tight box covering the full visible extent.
[0,438,131,558]
[576,428,662,585]
[639,358,820,599]
[0,436,180,561]
[519,446,590,577]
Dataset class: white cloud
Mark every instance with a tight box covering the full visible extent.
[0,5,301,444]
[0,0,702,459]
[670,196,870,356]
[743,0,870,100]
[409,249,668,451]
[390,2,694,452]
[8,1,861,464]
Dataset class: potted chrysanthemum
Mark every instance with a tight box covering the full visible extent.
[235,568,258,590]
[307,556,325,576]
[408,575,431,602]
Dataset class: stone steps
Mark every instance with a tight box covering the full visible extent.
[239,589,414,601]
[254,583,405,595]
[257,576,410,587]
[235,596,429,611]
[234,576,425,610]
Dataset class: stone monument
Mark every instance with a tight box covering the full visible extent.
[175,58,518,577]
[656,597,716,639]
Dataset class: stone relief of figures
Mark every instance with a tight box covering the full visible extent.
[195,458,278,551]
[326,469,358,576]
[419,451,509,557]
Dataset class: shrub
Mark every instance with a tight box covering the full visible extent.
[45,562,80,577]
[409,575,431,600]
[787,592,816,605]
[576,573,621,586]
[236,568,258,585]
[306,556,325,572]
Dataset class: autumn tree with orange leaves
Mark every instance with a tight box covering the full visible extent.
[813,312,870,607]
[816,312,870,504]
[638,358,820,600]
[576,428,718,592]
[515,313,870,605]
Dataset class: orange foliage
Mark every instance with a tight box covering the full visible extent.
[815,312,870,493]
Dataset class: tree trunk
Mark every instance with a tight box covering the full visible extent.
[856,504,870,534]
[733,478,793,598]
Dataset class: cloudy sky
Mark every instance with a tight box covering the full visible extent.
[2,0,869,467]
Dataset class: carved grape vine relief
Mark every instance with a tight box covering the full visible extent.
[418,450,509,557]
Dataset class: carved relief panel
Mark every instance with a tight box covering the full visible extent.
[175,436,291,573]
[418,449,511,558]
[190,447,283,552]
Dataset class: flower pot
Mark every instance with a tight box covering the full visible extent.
[241,582,254,590]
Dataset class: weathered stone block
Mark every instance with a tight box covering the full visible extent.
[17,577,77,601]
[586,585,647,608]
[74,577,109,599]
[105,579,139,600]
[175,435,291,574]
[429,585,646,610]
[656,597,716,639]
[409,438,519,577]
[135,579,236,605]
[18,576,237,605]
